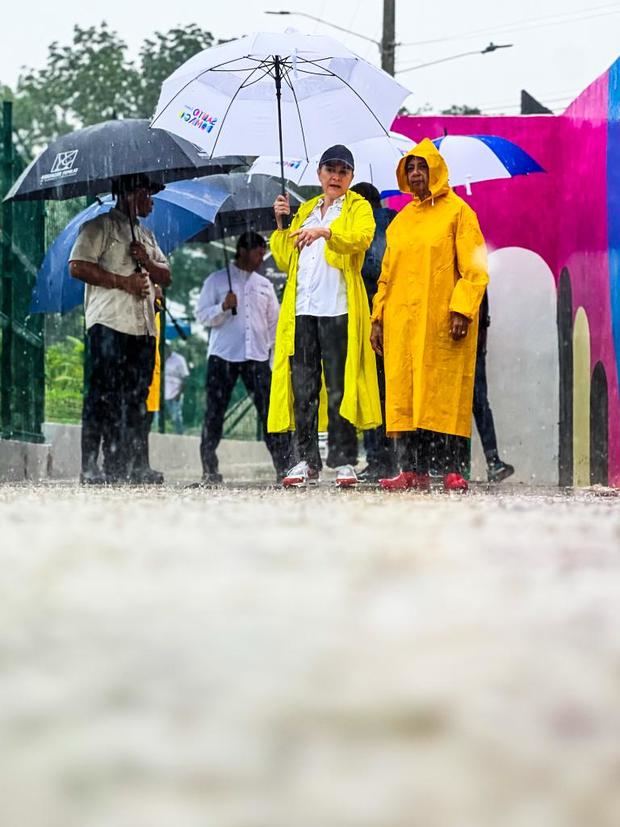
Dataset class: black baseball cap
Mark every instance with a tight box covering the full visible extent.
[318,144,355,171]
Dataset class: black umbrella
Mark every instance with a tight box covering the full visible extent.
[188,173,302,244]
[189,173,303,317]
[5,119,250,202]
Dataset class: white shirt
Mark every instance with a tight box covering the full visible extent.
[164,352,190,401]
[195,264,280,363]
[69,208,168,337]
[295,195,348,317]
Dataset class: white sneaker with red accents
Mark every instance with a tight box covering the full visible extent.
[282,461,320,488]
[336,465,358,488]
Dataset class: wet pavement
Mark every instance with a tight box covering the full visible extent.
[1,482,619,827]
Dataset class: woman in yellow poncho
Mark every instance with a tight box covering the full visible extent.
[268,144,382,488]
[370,138,489,492]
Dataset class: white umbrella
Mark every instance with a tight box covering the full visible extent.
[248,131,414,196]
[431,135,545,194]
[151,31,411,193]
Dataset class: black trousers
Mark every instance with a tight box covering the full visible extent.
[362,353,396,474]
[200,355,291,477]
[473,345,499,461]
[81,324,155,479]
[290,314,358,470]
[397,429,469,476]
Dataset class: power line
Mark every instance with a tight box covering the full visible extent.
[398,3,620,50]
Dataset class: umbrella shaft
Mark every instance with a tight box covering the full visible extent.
[274,56,286,198]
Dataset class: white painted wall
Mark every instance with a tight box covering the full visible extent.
[471,247,559,485]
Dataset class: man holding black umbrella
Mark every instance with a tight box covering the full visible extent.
[69,173,171,484]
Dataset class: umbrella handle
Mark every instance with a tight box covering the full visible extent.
[218,214,237,315]
[128,203,143,274]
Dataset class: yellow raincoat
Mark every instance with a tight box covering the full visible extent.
[268,190,382,433]
[371,138,489,438]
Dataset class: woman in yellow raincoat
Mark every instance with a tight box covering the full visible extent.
[268,144,382,488]
[370,138,489,492]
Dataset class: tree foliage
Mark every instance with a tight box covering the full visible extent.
[135,24,217,119]
[440,104,482,115]
[10,22,218,157]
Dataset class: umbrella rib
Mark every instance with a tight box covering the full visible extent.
[281,65,310,161]
[239,61,277,89]
[299,56,391,137]
[151,54,265,126]
[209,61,272,159]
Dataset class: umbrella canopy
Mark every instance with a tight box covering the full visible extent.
[6,119,248,202]
[429,134,545,194]
[151,31,411,188]
[249,132,414,198]
[188,173,303,243]
[31,174,300,314]
[31,178,231,313]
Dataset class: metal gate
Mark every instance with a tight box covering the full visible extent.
[0,101,46,442]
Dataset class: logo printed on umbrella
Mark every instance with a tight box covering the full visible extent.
[40,150,80,184]
[179,106,218,133]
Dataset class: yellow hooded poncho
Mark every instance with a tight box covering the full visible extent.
[268,189,382,433]
[371,138,489,438]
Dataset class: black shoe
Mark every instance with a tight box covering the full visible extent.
[79,467,107,485]
[357,464,389,483]
[201,472,224,486]
[129,467,165,485]
[487,460,515,483]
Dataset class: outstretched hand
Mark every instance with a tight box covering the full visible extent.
[290,226,330,250]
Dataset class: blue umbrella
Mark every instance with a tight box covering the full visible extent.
[165,319,192,341]
[31,178,231,313]
[431,134,544,194]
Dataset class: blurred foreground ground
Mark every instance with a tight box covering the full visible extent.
[1,482,619,827]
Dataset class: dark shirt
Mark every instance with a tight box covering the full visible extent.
[362,206,397,308]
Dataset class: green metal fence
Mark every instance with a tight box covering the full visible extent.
[0,101,46,443]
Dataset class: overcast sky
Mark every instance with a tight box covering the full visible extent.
[2,0,619,114]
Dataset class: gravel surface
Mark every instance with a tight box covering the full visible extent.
[1,483,619,827]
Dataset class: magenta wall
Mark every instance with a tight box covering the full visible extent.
[394,70,620,486]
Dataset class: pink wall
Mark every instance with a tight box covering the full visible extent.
[394,75,620,485]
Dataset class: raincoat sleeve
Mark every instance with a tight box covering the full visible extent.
[370,246,391,323]
[449,204,489,320]
[195,273,228,328]
[266,283,280,353]
[326,200,375,255]
[269,228,295,275]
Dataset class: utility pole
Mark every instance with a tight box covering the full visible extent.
[381,0,396,76]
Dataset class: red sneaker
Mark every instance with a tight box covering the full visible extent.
[443,472,469,492]
[379,471,416,491]
[413,473,431,491]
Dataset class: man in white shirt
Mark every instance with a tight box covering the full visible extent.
[164,350,190,434]
[69,173,171,484]
[195,231,290,483]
